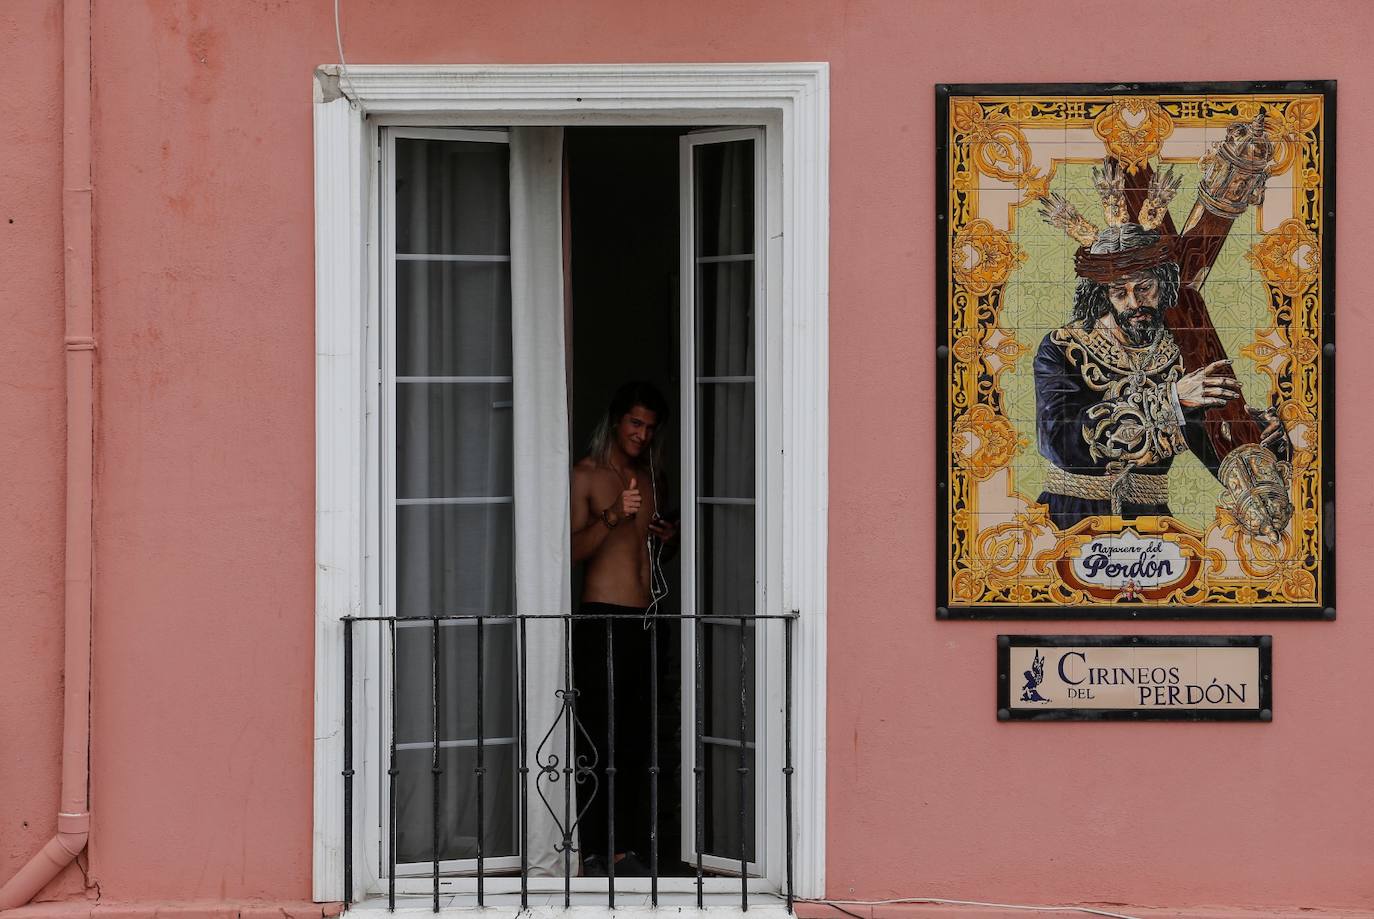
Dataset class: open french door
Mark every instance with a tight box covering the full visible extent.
[380,127,523,879]
[378,126,573,884]
[679,127,767,876]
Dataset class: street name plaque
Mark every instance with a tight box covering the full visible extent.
[997,635,1272,721]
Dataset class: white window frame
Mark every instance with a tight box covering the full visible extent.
[313,63,829,908]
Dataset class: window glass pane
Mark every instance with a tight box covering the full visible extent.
[695,262,754,378]
[703,743,755,863]
[693,142,754,258]
[396,382,513,500]
[395,138,510,256]
[697,382,754,500]
[702,620,755,741]
[697,505,755,618]
[394,621,517,746]
[396,504,514,618]
[395,745,517,863]
[396,262,512,377]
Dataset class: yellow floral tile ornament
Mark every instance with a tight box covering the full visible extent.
[953,404,1028,481]
[1245,219,1320,297]
[952,219,1027,296]
[1092,98,1174,174]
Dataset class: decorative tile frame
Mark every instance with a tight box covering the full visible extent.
[935,82,1335,620]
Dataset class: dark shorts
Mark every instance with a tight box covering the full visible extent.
[572,603,655,859]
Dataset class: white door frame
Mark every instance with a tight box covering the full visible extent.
[313,63,829,905]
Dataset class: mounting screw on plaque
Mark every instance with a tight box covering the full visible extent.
[1323,342,1335,357]
[1260,709,1273,722]
[1323,607,1336,621]
[936,606,950,620]
[997,708,1010,721]
[997,635,1010,648]
[937,344,949,359]
[1259,636,1272,649]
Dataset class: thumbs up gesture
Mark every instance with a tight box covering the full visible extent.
[619,477,642,520]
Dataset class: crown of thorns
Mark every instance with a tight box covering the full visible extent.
[1038,158,1183,282]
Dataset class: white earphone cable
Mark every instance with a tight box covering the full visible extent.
[643,447,670,628]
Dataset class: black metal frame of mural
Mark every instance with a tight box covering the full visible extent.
[935,81,1336,621]
[997,634,1273,722]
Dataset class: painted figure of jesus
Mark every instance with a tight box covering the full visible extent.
[1033,162,1286,531]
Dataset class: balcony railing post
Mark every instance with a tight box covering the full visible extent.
[387,618,398,912]
[694,616,705,909]
[476,617,486,906]
[562,614,573,908]
[518,616,529,909]
[784,614,796,913]
[342,618,354,905]
[605,618,617,907]
[738,615,749,911]
[648,617,660,906]
[431,618,441,913]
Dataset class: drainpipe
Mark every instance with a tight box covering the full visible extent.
[0,0,94,907]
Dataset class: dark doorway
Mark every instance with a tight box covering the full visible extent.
[565,126,691,875]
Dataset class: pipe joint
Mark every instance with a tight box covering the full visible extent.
[0,833,86,910]
[57,811,89,836]
[55,831,88,860]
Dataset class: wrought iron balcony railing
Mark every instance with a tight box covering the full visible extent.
[340,611,797,912]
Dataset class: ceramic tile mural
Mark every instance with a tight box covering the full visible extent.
[935,83,1334,618]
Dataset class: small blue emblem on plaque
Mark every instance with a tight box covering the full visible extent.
[1020,649,1051,703]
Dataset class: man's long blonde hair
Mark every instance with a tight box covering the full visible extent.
[586,381,670,472]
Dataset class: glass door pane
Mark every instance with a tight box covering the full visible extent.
[387,131,519,868]
[680,130,763,873]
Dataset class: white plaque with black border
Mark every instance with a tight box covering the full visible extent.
[997,635,1272,721]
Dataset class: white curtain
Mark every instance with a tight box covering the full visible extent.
[510,126,575,876]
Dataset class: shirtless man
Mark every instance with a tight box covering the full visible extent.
[571,384,676,598]
[569,381,676,876]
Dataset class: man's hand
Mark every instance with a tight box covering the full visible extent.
[617,477,642,519]
[1175,359,1243,410]
[648,514,678,543]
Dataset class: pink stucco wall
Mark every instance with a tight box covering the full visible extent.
[2,0,1371,914]
[1,0,72,904]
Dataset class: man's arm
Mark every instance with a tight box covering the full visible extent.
[571,466,642,564]
[570,466,612,565]
[647,470,680,558]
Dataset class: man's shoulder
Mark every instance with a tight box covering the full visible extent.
[571,457,603,489]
